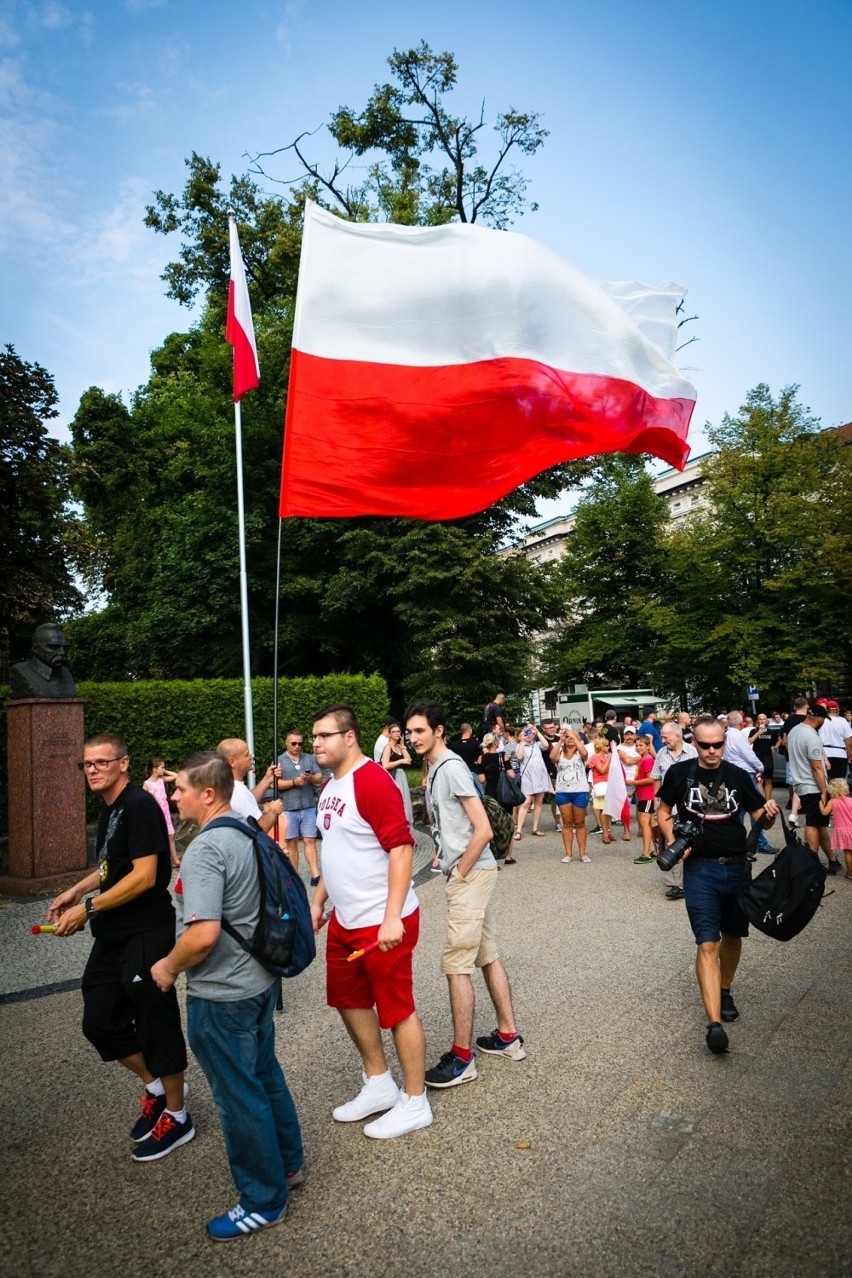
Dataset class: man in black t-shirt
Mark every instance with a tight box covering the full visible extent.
[49,732,192,1162]
[657,716,778,1056]
[480,694,506,740]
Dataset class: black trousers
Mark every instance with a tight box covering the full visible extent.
[81,923,188,1078]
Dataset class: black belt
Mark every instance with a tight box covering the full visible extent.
[693,856,746,865]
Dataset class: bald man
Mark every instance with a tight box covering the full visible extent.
[217,739,283,835]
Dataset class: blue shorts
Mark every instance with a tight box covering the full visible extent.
[286,808,318,840]
[555,791,589,809]
[683,858,751,945]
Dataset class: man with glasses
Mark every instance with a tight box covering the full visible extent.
[276,730,323,885]
[217,738,283,836]
[47,733,193,1160]
[657,716,779,1055]
[309,704,431,1139]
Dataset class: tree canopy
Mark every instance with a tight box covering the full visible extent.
[0,345,83,667]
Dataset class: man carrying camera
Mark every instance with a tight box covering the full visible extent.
[656,716,779,1056]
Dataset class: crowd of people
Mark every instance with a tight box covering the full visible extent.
[43,690,849,1241]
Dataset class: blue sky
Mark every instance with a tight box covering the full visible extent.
[2,0,850,520]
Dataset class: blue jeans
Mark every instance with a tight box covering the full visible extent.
[187,983,303,1213]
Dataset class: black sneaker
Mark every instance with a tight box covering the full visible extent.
[827,860,840,875]
[130,1089,167,1142]
[705,1022,729,1055]
[131,1111,196,1161]
[475,1030,527,1060]
[665,886,685,900]
[721,989,739,1022]
[425,1050,478,1088]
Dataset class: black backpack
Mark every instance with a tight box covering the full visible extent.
[737,813,828,942]
[205,816,316,978]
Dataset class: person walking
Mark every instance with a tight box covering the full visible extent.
[47,733,192,1161]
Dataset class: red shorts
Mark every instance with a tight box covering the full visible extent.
[326,908,419,1030]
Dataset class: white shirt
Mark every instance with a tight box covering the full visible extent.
[318,759,418,929]
[230,779,262,821]
[373,733,390,763]
[820,715,852,760]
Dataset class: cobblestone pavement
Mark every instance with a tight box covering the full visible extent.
[1,809,849,1277]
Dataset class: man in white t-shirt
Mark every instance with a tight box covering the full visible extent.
[217,739,283,835]
[820,701,852,781]
[406,698,526,1091]
[309,703,431,1140]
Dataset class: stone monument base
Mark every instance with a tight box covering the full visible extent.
[1,698,88,897]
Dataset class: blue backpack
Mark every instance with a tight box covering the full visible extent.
[205,816,316,978]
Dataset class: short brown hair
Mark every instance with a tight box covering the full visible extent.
[313,703,361,745]
[184,751,234,802]
[85,732,128,757]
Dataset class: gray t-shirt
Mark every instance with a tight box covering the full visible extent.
[427,750,496,876]
[786,722,826,796]
[177,816,275,1002]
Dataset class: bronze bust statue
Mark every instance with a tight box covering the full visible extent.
[9,623,76,699]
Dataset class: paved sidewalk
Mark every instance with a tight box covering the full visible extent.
[1,817,849,1277]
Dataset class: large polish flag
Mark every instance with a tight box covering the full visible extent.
[603,740,632,830]
[226,218,260,402]
[279,201,696,519]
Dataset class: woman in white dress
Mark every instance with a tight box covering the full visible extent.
[514,723,553,840]
[381,723,415,832]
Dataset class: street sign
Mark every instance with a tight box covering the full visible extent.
[747,686,759,700]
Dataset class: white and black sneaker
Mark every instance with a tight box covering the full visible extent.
[475,1030,527,1060]
[425,1050,478,1088]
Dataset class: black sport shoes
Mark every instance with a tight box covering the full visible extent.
[425,1050,478,1088]
[721,989,739,1022]
[475,1030,527,1060]
[705,1022,729,1055]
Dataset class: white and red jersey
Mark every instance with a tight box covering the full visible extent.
[318,758,418,929]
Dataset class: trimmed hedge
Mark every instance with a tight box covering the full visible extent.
[0,674,389,834]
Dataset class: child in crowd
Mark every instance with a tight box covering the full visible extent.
[820,779,852,879]
[143,757,180,868]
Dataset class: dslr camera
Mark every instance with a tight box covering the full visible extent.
[657,819,702,872]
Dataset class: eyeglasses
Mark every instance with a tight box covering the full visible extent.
[311,731,346,743]
[78,756,126,771]
[695,741,725,751]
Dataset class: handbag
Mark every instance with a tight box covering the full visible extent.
[737,812,829,941]
[497,766,524,809]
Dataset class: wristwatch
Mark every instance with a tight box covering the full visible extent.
[84,897,97,921]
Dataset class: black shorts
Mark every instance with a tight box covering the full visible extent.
[81,923,187,1077]
[799,792,830,829]
[635,798,655,815]
[827,758,849,782]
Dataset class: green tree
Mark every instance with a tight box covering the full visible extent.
[0,345,83,666]
[642,385,852,706]
[248,41,548,228]
[541,457,669,690]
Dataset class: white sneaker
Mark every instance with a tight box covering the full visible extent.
[363,1091,434,1140]
[332,1071,400,1122]
[580,855,592,864]
[561,855,572,863]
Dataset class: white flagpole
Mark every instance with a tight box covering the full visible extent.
[233,397,256,788]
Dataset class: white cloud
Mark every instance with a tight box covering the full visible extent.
[275,0,307,52]
[0,55,76,251]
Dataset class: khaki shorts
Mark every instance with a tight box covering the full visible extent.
[442,864,499,975]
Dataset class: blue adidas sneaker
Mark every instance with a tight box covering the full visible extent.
[207,1202,287,1242]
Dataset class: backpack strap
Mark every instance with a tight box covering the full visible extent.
[199,816,263,949]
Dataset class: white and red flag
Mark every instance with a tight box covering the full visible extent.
[279,201,696,519]
[226,218,260,402]
[603,740,631,830]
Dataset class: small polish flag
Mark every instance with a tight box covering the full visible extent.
[226,218,260,402]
